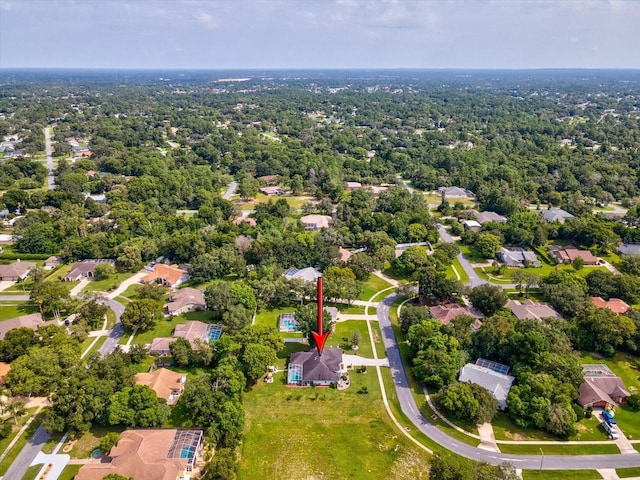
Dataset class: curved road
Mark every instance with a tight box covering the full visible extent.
[377,293,640,469]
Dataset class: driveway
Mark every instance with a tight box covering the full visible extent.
[0,280,16,292]
[342,354,389,367]
[223,180,238,200]
[107,270,147,299]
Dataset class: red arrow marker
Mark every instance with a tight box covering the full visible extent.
[311,276,329,355]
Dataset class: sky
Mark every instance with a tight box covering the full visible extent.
[1,0,639,70]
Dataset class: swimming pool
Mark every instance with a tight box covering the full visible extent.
[205,324,223,341]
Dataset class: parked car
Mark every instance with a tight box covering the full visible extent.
[602,410,617,424]
[602,421,619,439]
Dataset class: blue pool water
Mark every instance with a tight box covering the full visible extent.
[206,324,223,341]
[281,319,299,332]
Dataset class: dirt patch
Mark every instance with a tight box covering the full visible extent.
[62,438,77,453]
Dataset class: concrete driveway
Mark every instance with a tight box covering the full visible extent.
[0,280,16,292]
[342,354,389,367]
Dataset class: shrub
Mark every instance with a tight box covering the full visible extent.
[572,403,585,420]
[628,394,640,412]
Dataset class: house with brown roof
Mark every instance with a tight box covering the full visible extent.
[142,264,190,288]
[471,210,507,225]
[0,260,36,281]
[76,428,203,480]
[578,365,631,408]
[0,313,51,340]
[233,216,257,227]
[259,186,286,196]
[430,303,483,330]
[135,368,186,405]
[591,297,631,315]
[63,259,115,281]
[300,214,331,231]
[43,256,62,270]
[165,288,206,316]
[149,321,217,355]
[548,246,598,265]
[0,362,10,385]
[506,299,562,321]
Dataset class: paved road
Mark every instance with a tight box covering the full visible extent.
[223,180,238,200]
[44,127,55,190]
[377,293,640,469]
[98,297,126,357]
[1,425,50,480]
[437,224,486,288]
[0,294,31,301]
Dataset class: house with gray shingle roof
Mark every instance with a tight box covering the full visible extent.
[458,361,515,410]
[542,208,575,224]
[287,347,344,386]
[496,247,542,268]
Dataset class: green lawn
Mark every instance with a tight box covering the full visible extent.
[370,321,387,359]
[0,303,38,321]
[499,443,619,455]
[127,314,200,345]
[613,406,640,439]
[0,409,37,464]
[329,320,373,358]
[450,257,470,284]
[83,272,136,293]
[253,307,295,330]
[328,303,366,315]
[238,370,432,480]
[58,465,83,480]
[492,413,567,441]
[22,464,42,480]
[522,470,603,480]
[0,411,44,475]
[360,276,392,301]
[120,284,142,300]
[617,467,640,478]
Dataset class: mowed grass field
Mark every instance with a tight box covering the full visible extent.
[238,371,431,480]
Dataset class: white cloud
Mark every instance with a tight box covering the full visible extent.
[195,11,219,29]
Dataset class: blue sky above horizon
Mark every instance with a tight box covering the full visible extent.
[1,0,639,70]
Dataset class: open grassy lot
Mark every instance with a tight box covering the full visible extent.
[238,370,432,480]
[328,302,366,315]
[329,320,373,358]
[22,463,42,480]
[253,307,294,330]
[0,303,38,321]
[360,275,392,301]
[612,407,640,439]
[448,257,470,284]
[522,470,603,480]
[493,412,607,442]
[232,193,312,211]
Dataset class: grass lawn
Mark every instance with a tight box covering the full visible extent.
[83,335,108,357]
[0,411,44,475]
[522,470,603,480]
[128,316,186,345]
[451,257,470,284]
[238,370,432,480]
[120,283,142,300]
[459,245,489,263]
[617,467,640,478]
[275,342,308,370]
[581,352,640,394]
[0,409,36,462]
[62,425,123,459]
[370,321,387,359]
[44,263,72,282]
[106,308,116,329]
[613,407,640,439]
[83,272,136,293]
[22,464,42,480]
[360,276,392,301]
[499,443,619,455]
[329,320,373,358]
[0,303,38,321]
[492,413,565,441]
[327,303,366,315]
[58,465,83,480]
[253,307,295,330]
[232,194,311,211]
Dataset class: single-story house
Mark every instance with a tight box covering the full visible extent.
[63,259,116,281]
[44,256,62,270]
[462,219,482,232]
[259,186,285,196]
[430,303,483,330]
[142,264,190,288]
[578,365,631,408]
[496,247,542,268]
[149,337,173,356]
[165,288,206,316]
[591,297,631,315]
[437,186,475,199]
[0,260,36,281]
[458,360,515,410]
[0,313,52,340]
[542,208,575,224]
[300,214,332,231]
[506,299,562,321]
[284,266,322,283]
[287,347,344,386]
[135,368,186,405]
[618,244,640,256]
[233,217,257,227]
[548,246,598,265]
[472,210,507,224]
[149,321,220,355]
[346,181,362,190]
[75,428,203,480]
